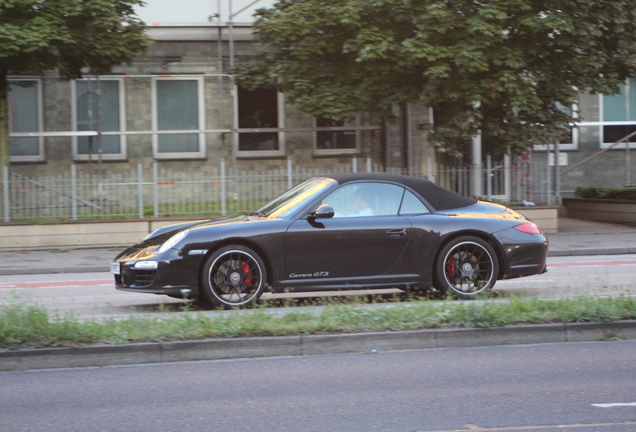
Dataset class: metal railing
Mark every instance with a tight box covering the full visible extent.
[1,156,552,222]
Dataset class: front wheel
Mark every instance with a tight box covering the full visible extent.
[198,245,267,309]
[434,236,499,299]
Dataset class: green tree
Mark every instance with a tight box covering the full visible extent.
[234,0,636,155]
[0,0,151,167]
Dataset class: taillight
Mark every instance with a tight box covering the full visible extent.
[514,222,543,234]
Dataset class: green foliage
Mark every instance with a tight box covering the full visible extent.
[575,186,636,201]
[234,0,636,155]
[0,0,151,167]
[0,0,150,79]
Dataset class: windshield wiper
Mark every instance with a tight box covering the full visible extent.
[248,212,268,218]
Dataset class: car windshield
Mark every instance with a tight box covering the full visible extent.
[255,177,335,219]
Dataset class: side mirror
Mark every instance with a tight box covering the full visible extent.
[309,204,335,219]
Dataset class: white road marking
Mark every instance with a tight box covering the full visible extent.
[592,402,636,408]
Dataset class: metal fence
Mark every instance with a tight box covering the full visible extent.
[1,156,554,222]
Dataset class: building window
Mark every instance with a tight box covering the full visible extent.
[72,79,126,160]
[152,77,205,159]
[603,78,636,122]
[603,124,636,144]
[314,117,359,154]
[533,103,578,151]
[237,86,284,156]
[8,79,44,162]
[600,77,636,148]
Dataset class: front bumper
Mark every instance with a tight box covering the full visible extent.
[113,263,199,298]
[112,247,204,298]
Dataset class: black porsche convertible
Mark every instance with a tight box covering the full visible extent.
[111,173,548,308]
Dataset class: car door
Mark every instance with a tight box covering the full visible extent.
[285,182,412,281]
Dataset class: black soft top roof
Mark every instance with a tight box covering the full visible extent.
[327,173,477,211]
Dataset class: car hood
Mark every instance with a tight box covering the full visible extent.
[134,215,263,248]
[114,214,274,261]
[145,214,259,240]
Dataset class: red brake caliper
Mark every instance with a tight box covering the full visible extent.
[241,261,253,284]
[446,257,457,281]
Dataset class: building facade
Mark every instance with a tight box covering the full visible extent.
[8,25,430,176]
[6,23,636,204]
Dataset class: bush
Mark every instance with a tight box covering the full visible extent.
[575,186,636,201]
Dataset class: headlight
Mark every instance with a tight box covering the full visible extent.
[134,261,158,270]
[157,230,189,253]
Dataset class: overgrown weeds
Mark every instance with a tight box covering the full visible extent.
[1,295,635,349]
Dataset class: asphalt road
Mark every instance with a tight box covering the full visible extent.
[1,340,635,432]
[1,254,636,319]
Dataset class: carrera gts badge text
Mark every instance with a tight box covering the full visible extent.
[289,271,329,278]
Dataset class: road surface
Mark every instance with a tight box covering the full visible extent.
[1,340,634,432]
[1,254,635,319]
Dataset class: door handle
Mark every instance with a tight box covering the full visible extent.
[386,228,407,237]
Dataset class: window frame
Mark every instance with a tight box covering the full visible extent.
[313,116,361,155]
[322,182,405,218]
[235,85,286,158]
[152,76,206,160]
[532,127,579,152]
[8,78,44,163]
[71,78,127,161]
[398,189,431,215]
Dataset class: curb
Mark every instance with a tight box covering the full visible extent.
[0,265,107,276]
[548,247,636,257]
[2,321,635,372]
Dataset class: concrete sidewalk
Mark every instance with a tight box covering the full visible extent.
[547,217,636,256]
[0,217,635,276]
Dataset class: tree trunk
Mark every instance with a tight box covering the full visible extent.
[0,71,9,169]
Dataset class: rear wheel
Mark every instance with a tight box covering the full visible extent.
[434,236,498,299]
[198,245,267,309]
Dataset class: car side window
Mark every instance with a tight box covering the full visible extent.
[322,183,404,218]
[399,190,431,215]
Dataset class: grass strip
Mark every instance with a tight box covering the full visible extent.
[1,295,635,349]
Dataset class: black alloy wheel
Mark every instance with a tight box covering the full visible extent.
[199,245,267,308]
[434,236,499,299]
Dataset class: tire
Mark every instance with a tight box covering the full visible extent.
[434,236,499,299]
[198,245,267,309]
